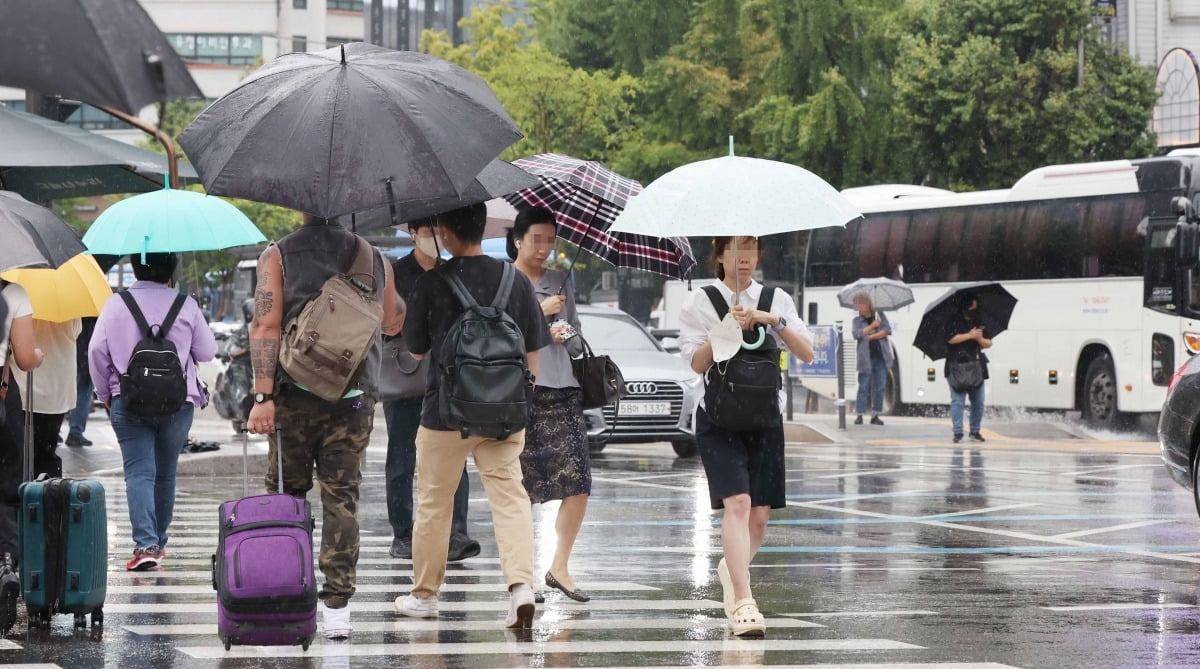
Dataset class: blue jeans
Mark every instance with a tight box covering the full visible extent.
[67,372,93,437]
[856,357,889,415]
[949,383,985,436]
[110,397,193,550]
[383,397,470,539]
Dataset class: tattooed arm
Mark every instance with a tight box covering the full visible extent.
[247,244,284,433]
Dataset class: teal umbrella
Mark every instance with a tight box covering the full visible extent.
[83,186,267,256]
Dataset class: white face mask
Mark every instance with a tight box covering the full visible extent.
[709,313,743,363]
[413,235,439,258]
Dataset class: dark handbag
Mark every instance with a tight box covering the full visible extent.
[378,336,429,401]
[571,337,626,410]
[947,352,984,393]
[702,286,782,431]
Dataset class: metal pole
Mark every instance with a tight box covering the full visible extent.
[835,320,847,430]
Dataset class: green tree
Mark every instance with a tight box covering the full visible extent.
[534,0,699,75]
[892,0,1157,190]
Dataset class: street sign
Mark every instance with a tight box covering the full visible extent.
[792,325,838,378]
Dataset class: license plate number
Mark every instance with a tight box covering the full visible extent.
[619,402,671,416]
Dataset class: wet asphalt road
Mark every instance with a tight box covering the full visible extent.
[3,406,1199,668]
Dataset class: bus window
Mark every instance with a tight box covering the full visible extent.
[994,204,1027,281]
[933,209,965,282]
[1085,196,1144,277]
[960,209,995,281]
[1024,201,1084,279]
[805,225,854,287]
[856,216,890,278]
[905,211,940,283]
[883,213,910,279]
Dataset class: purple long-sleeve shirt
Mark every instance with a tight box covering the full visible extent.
[89,281,217,407]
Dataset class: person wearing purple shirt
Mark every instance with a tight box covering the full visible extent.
[88,253,217,572]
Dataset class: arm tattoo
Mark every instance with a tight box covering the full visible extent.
[255,288,274,318]
[251,338,279,383]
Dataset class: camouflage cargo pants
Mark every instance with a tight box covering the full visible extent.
[266,387,374,608]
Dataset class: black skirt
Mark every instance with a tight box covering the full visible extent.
[520,386,591,504]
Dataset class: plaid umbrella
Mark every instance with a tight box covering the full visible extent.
[505,153,695,280]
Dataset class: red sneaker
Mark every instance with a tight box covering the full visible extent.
[125,547,160,572]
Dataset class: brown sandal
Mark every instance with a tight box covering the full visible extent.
[728,597,765,637]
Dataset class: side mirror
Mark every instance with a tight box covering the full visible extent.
[1178,221,1200,270]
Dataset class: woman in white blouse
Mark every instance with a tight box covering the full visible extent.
[677,236,814,637]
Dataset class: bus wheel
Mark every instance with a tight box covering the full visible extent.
[1082,355,1130,429]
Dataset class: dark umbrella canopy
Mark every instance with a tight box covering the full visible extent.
[0,106,198,200]
[504,154,695,280]
[0,0,201,115]
[0,191,87,272]
[179,43,522,220]
[342,160,540,233]
[913,282,1017,360]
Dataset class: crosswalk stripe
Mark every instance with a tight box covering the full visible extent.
[106,581,659,595]
[176,638,924,659]
[124,617,824,636]
[100,599,724,614]
[107,569,512,580]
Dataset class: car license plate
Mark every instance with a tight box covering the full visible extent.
[619,402,671,416]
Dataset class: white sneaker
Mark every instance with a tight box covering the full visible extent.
[394,593,438,618]
[321,602,352,639]
[505,584,536,629]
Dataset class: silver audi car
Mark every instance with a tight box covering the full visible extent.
[576,305,703,457]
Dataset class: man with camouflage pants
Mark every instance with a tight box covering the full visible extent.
[247,215,404,639]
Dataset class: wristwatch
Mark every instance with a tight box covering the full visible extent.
[253,392,275,404]
[772,317,787,333]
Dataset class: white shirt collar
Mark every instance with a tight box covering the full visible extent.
[710,278,763,306]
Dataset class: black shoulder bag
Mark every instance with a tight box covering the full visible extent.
[572,336,626,410]
[947,348,984,393]
[701,286,782,431]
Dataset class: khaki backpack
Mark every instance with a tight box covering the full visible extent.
[279,237,382,401]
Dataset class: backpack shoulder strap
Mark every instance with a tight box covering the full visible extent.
[158,293,187,338]
[440,265,479,311]
[701,285,729,320]
[756,285,775,313]
[119,291,152,336]
[491,262,516,311]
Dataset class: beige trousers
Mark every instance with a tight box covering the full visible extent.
[411,427,533,598]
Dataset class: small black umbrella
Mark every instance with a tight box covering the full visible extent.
[913,282,1017,361]
[341,160,540,234]
[0,191,87,272]
[0,0,201,116]
[0,106,198,200]
[179,43,522,220]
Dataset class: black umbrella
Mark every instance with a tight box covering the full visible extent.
[0,191,87,272]
[0,0,201,116]
[341,160,540,233]
[913,282,1017,361]
[179,43,522,220]
[0,106,198,201]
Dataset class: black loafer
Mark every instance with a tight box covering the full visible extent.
[545,570,590,603]
[446,535,481,562]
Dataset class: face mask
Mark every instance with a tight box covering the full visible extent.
[414,235,439,258]
[710,313,744,363]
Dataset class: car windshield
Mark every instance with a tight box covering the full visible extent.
[579,313,662,352]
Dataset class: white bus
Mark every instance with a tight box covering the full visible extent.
[799,156,1200,428]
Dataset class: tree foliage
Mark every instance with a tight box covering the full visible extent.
[892,0,1157,189]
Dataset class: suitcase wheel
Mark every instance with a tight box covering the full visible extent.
[37,611,51,629]
[73,613,85,629]
[301,636,311,651]
[222,636,232,651]
[91,608,103,627]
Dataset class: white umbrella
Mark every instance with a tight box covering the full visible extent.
[837,277,915,311]
[608,138,862,238]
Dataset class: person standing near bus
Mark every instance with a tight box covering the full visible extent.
[678,235,814,637]
[945,291,991,443]
[851,294,892,426]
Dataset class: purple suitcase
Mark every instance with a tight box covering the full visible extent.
[213,429,317,650]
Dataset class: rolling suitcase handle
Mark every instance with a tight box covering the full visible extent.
[23,370,33,484]
[238,423,285,497]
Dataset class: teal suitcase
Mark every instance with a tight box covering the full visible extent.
[18,476,107,629]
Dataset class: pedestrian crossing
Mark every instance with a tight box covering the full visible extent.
[0,475,1025,668]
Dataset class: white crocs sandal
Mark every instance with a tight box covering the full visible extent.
[728,598,766,638]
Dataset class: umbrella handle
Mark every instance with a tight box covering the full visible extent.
[741,326,767,350]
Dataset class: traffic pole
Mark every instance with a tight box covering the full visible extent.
[835,320,847,430]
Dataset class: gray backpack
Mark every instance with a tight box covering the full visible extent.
[437,263,530,439]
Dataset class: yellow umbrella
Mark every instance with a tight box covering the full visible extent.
[0,253,112,322]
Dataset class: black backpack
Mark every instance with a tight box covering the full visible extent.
[701,285,782,431]
[118,291,188,417]
[437,263,531,439]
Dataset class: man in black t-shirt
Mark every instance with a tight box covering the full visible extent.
[945,292,992,443]
[383,216,479,562]
[393,203,549,630]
